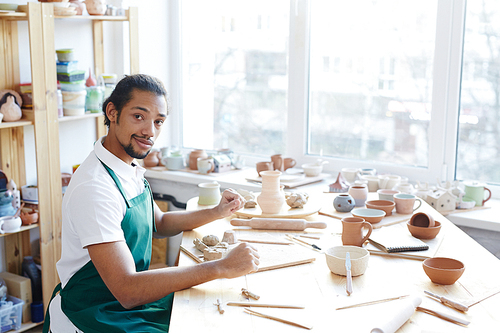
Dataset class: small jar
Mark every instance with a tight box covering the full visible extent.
[86,86,104,113]
[101,74,117,100]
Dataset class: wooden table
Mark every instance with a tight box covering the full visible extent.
[169,192,500,332]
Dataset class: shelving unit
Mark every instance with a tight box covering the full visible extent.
[1,3,139,331]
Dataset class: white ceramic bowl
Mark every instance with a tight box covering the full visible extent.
[0,216,22,234]
[325,245,370,276]
[301,163,322,177]
[351,208,386,223]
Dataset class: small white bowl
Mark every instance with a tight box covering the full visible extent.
[325,245,370,276]
[301,163,322,177]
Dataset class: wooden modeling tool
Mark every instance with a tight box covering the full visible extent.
[336,295,410,310]
[416,306,470,326]
[242,288,260,300]
[238,238,293,245]
[231,218,327,231]
[466,289,500,308]
[214,299,224,314]
[424,290,469,312]
[227,302,304,309]
[285,234,322,252]
[243,308,312,330]
[345,252,352,296]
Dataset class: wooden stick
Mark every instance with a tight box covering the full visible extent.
[238,238,293,245]
[241,288,260,300]
[214,299,224,314]
[299,234,321,240]
[228,302,304,309]
[255,258,316,273]
[318,211,342,220]
[368,250,429,261]
[336,295,410,310]
[243,308,312,330]
[180,245,203,263]
[372,218,410,229]
[286,234,322,252]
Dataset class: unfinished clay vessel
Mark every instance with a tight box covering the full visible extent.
[423,257,464,285]
[341,217,373,247]
[348,184,369,207]
[257,170,285,214]
[407,221,441,239]
[409,212,435,227]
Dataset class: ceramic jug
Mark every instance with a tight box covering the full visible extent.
[271,154,284,171]
[256,161,274,176]
[341,217,373,247]
[463,181,491,207]
[348,184,368,207]
[197,157,214,175]
[189,149,208,170]
[283,157,297,170]
[333,194,355,212]
[257,170,285,214]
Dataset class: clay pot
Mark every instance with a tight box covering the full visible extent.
[143,151,160,168]
[189,149,207,170]
[365,200,395,216]
[69,0,85,15]
[325,246,370,276]
[256,161,274,176]
[333,194,355,212]
[407,221,441,239]
[257,171,285,214]
[422,257,464,285]
[348,184,368,207]
[21,212,39,226]
[84,0,106,15]
[270,154,283,171]
[409,212,435,227]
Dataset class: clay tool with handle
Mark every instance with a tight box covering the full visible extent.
[227,302,304,309]
[231,218,327,231]
[285,234,322,252]
[424,290,469,312]
[243,307,312,330]
[345,252,352,296]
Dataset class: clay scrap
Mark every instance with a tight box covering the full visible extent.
[285,191,309,208]
[237,189,257,208]
[194,234,229,261]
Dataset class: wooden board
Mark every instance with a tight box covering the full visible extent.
[319,205,412,229]
[181,231,317,273]
[439,204,490,216]
[234,197,321,219]
[245,172,330,188]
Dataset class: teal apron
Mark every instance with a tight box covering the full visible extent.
[43,161,173,333]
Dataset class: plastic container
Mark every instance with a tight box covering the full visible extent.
[62,90,87,108]
[57,70,86,82]
[59,80,86,92]
[56,61,79,73]
[63,106,86,117]
[57,89,63,117]
[0,295,24,332]
[101,74,118,99]
[56,48,75,62]
[22,257,42,303]
[86,86,104,113]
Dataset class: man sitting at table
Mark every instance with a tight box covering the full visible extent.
[43,74,259,333]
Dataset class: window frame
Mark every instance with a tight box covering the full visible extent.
[168,0,499,198]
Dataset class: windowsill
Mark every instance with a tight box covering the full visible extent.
[145,167,500,232]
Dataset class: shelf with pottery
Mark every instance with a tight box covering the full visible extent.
[0,119,32,129]
[0,224,38,239]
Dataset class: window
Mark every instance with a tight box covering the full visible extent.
[174,0,499,196]
[456,0,500,186]
[180,0,289,155]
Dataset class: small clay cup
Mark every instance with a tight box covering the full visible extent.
[256,161,274,176]
[423,257,465,285]
[409,212,435,228]
[407,221,441,239]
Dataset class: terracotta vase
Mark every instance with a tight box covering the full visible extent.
[143,151,159,168]
[341,217,373,247]
[257,171,285,214]
[189,149,207,170]
[348,184,368,207]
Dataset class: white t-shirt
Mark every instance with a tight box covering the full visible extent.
[56,136,147,287]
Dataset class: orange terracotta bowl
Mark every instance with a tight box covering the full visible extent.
[365,200,395,216]
[20,212,39,226]
[423,257,465,285]
[351,208,386,223]
[407,221,441,239]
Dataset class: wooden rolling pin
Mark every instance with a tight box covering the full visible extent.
[230,218,327,231]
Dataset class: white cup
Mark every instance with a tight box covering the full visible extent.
[341,168,358,184]
[198,182,221,205]
[360,175,379,192]
[378,175,401,189]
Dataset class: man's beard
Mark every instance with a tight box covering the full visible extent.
[122,142,150,159]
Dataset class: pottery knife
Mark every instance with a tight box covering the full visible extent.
[424,290,469,312]
[345,252,352,296]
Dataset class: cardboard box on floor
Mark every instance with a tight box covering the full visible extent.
[0,272,32,323]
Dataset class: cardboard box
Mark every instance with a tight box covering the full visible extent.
[0,272,32,323]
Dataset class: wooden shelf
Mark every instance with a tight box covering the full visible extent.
[58,112,104,123]
[0,224,39,239]
[55,15,128,21]
[0,120,33,128]
[17,321,42,332]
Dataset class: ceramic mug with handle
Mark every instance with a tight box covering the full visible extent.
[463,181,492,207]
[394,193,422,214]
[342,217,373,247]
[197,157,214,175]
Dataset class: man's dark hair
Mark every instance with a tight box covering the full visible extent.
[102,74,168,127]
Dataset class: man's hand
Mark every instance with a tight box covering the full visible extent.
[215,188,245,218]
[217,243,260,278]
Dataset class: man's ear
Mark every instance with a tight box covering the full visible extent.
[106,102,118,123]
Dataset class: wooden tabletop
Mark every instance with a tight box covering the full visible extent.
[169,192,500,332]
